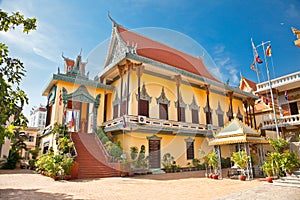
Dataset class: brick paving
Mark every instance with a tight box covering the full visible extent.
[0,169,299,199]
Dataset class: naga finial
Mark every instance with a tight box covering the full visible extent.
[108,11,118,27]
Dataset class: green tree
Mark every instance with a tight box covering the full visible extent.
[0,9,37,144]
[1,129,28,169]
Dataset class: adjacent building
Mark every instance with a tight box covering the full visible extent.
[28,105,47,129]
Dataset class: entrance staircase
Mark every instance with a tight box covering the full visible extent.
[70,132,120,179]
[273,171,300,188]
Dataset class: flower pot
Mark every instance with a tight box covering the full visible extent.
[120,172,128,177]
[239,175,246,181]
[128,172,135,177]
[266,177,273,183]
[213,174,219,179]
[64,175,72,180]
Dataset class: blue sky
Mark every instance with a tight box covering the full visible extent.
[0,0,299,118]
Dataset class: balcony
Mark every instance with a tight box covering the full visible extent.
[103,115,215,135]
[262,114,300,130]
[256,71,300,93]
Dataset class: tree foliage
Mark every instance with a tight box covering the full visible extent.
[0,9,37,144]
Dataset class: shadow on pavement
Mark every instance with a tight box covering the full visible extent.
[0,188,75,200]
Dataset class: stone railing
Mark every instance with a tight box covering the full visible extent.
[93,132,116,163]
[262,114,300,129]
[103,115,216,133]
[256,71,300,93]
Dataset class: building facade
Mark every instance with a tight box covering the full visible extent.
[40,18,257,174]
[28,106,47,128]
[256,71,300,139]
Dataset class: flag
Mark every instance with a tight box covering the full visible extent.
[251,38,263,64]
[122,115,126,128]
[255,56,263,64]
[265,98,269,105]
[284,91,289,100]
[70,111,75,127]
[59,90,62,106]
[266,44,271,57]
[250,61,259,72]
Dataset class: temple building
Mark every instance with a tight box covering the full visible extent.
[40,17,258,178]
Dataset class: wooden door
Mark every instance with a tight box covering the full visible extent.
[149,140,161,168]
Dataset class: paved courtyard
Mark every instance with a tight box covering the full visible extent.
[0,170,299,200]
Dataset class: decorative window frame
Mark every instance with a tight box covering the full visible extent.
[215,101,224,115]
[174,92,187,108]
[146,134,162,141]
[135,82,152,103]
[203,104,213,113]
[189,95,200,111]
[236,106,243,120]
[156,87,170,106]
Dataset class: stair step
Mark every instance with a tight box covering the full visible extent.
[70,132,120,179]
[272,176,300,188]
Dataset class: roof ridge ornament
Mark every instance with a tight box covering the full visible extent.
[108,11,118,27]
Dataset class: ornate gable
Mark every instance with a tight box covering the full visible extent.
[62,85,99,104]
[175,92,187,108]
[135,83,152,102]
[189,95,200,111]
[215,101,224,115]
[156,87,170,106]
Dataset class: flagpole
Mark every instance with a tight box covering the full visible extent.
[259,41,280,139]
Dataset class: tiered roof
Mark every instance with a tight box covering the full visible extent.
[209,118,268,145]
[105,16,219,83]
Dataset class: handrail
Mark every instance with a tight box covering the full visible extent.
[103,115,211,132]
[93,131,115,162]
[256,71,300,92]
[69,133,78,158]
[262,114,300,127]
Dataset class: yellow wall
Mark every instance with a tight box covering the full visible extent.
[109,70,246,127]
[113,131,213,167]
[50,81,107,126]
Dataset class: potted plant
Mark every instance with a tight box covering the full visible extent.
[192,158,200,171]
[187,162,192,171]
[231,151,249,181]
[61,157,74,180]
[207,152,219,179]
[162,153,174,173]
[281,152,299,176]
[261,161,273,183]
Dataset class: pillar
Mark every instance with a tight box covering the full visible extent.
[118,64,125,116]
[136,63,144,115]
[126,60,133,115]
[175,75,182,121]
[205,84,212,125]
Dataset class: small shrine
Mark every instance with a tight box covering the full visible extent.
[209,118,268,179]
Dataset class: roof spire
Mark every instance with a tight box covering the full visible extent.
[108,11,118,27]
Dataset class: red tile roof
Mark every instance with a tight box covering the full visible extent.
[116,26,220,82]
[65,59,75,67]
[243,77,257,91]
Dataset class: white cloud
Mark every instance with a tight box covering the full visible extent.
[212,44,239,85]
[286,4,300,19]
